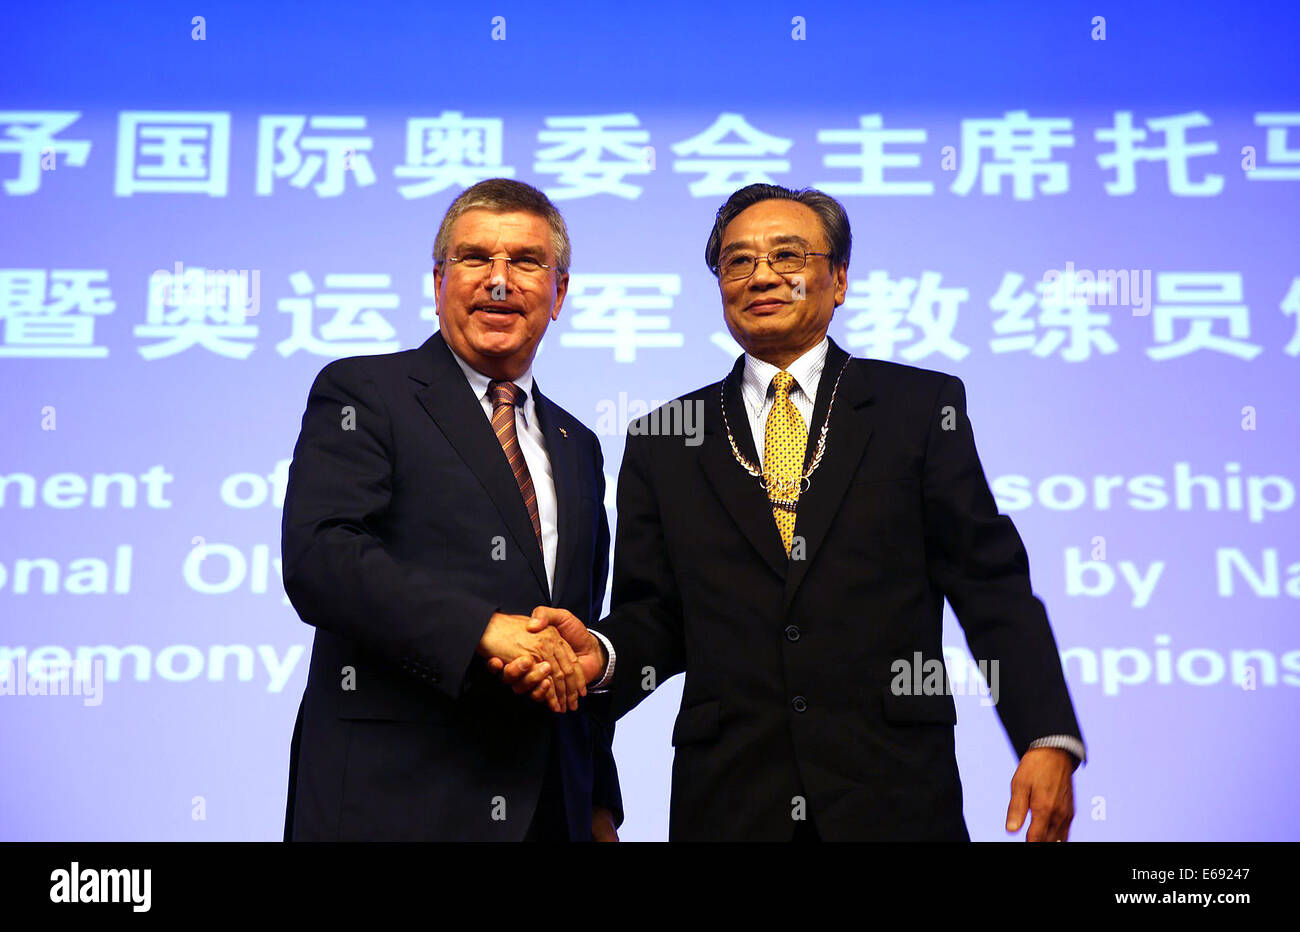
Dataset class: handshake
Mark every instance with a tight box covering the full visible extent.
[475,607,605,713]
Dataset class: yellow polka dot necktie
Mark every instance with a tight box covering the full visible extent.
[764,370,808,556]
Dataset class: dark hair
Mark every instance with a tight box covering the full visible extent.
[432,178,571,273]
[704,183,851,274]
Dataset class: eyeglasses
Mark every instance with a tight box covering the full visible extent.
[713,247,831,281]
[444,253,554,276]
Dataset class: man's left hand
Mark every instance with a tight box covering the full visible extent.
[1006,747,1076,842]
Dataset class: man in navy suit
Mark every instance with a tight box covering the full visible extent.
[281,178,620,841]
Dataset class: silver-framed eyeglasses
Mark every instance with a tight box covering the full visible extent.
[444,253,554,276]
[713,247,831,281]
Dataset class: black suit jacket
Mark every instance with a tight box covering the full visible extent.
[601,337,1082,841]
[281,331,620,841]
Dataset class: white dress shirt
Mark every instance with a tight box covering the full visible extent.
[740,336,829,469]
[447,345,559,595]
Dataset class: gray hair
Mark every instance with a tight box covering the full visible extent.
[704,183,852,273]
[432,178,571,274]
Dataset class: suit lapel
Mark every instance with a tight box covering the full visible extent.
[533,383,578,606]
[409,332,549,597]
[783,338,874,611]
[699,354,789,580]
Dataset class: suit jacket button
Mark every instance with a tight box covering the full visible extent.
[784,625,800,642]
[791,696,808,713]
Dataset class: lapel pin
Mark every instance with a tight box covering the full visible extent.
[558,427,568,438]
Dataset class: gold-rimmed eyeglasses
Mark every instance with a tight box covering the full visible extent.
[713,247,831,282]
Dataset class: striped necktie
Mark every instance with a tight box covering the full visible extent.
[488,380,543,553]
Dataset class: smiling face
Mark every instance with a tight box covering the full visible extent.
[433,209,568,381]
[716,199,847,370]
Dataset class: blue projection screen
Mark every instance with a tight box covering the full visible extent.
[2,1,1297,841]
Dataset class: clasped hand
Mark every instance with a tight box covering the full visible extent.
[480,608,604,713]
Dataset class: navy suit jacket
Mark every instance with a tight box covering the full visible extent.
[281,331,620,841]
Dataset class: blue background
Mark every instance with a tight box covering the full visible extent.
[2,0,1297,840]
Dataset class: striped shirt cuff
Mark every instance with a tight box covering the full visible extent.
[1028,734,1086,767]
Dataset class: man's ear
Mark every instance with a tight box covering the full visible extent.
[431,265,444,317]
[833,262,849,307]
[551,272,569,321]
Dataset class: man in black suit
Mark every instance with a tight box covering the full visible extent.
[500,183,1085,841]
[281,178,620,841]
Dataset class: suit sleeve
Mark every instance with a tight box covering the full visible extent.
[586,441,623,825]
[921,374,1084,759]
[600,429,687,721]
[280,359,496,701]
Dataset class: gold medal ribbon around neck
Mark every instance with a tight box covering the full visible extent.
[720,356,851,552]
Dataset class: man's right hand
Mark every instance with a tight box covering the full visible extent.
[476,612,585,712]
[487,608,607,709]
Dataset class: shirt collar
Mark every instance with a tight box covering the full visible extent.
[740,335,830,416]
[445,340,536,411]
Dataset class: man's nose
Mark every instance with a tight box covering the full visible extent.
[485,259,511,294]
[748,255,784,287]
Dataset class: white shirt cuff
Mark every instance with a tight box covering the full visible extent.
[1028,734,1086,766]
[587,629,615,693]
